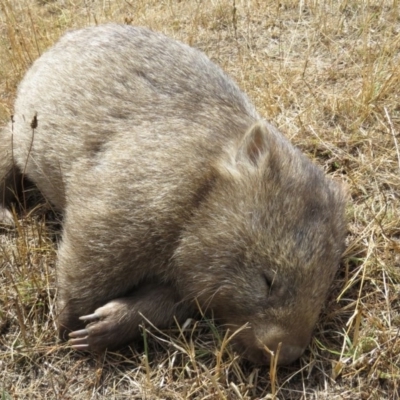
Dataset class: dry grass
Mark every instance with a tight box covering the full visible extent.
[0,0,399,398]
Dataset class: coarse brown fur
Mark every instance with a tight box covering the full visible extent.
[0,24,346,365]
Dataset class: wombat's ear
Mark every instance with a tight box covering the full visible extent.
[235,121,270,167]
[216,121,272,178]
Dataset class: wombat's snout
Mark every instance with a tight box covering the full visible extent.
[262,341,306,366]
[238,326,310,365]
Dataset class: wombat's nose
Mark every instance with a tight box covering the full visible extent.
[243,337,306,365]
[270,342,306,365]
[257,328,309,365]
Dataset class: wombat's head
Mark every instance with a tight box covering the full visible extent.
[175,121,346,365]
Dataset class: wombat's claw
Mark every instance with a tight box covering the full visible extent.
[70,342,90,350]
[79,312,100,322]
[69,329,90,350]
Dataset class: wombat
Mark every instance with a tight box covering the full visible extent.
[0,24,346,365]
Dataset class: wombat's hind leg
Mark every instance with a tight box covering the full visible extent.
[69,285,190,351]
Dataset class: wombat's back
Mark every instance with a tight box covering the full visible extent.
[10,24,259,209]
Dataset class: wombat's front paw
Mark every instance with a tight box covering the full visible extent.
[67,285,186,352]
[69,298,140,351]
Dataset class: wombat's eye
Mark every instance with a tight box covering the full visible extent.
[263,272,275,294]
